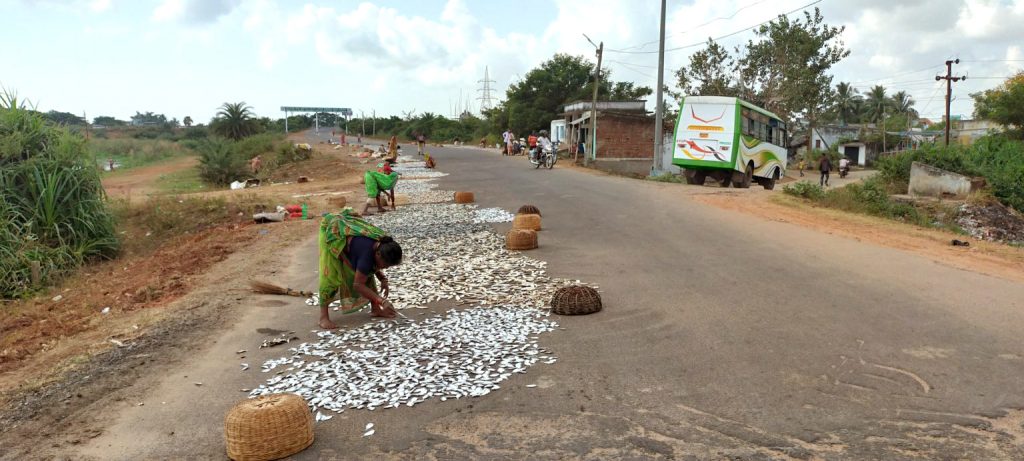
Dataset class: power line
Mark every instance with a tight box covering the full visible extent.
[476,66,497,113]
[614,0,772,52]
[845,64,943,84]
[607,0,823,55]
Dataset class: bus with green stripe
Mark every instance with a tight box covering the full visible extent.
[672,96,788,190]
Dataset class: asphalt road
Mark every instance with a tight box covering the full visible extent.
[82,141,1024,460]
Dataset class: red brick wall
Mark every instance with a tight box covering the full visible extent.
[596,114,656,159]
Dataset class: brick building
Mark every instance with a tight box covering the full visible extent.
[562,100,669,176]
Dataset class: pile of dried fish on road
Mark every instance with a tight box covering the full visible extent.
[253,156,587,417]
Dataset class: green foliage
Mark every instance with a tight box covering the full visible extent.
[783,181,825,200]
[43,110,86,125]
[972,71,1024,138]
[648,172,686,183]
[197,139,246,185]
[675,39,738,97]
[1,94,119,298]
[130,111,168,126]
[195,133,296,186]
[89,138,193,169]
[210,102,262,140]
[92,115,126,126]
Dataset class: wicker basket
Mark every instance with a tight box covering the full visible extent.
[327,196,347,209]
[225,394,314,461]
[454,191,475,204]
[513,213,542,231]
[517,205,541,216]
[550,285,602,315]
[506,229,538,250]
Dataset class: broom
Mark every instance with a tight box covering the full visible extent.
[249,280,314,298]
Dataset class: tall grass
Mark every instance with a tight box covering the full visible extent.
[1,91,119,298]
[89,138,193,169]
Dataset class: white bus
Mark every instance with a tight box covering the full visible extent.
[672,96,787,190]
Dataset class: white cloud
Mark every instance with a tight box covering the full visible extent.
[152,0,241,24]
[90,0,111,12]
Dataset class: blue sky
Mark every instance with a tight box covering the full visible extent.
[2,0,1021,124]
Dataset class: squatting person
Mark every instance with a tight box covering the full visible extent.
[317,209,403,329]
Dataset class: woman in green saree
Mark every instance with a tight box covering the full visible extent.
[318,209,403,329]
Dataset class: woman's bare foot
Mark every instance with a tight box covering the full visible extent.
[318,317,339,329]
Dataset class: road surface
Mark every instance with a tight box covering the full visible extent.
[81,142,1024,460]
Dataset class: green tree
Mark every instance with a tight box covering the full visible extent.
[675,39,738,97]
[831,82,862,125]
[863,85,889,123]
[43,110,85,125]
[972,71,1024,138]
[92,115,126,126]
[889,91,917,119]
[210,102,261,140]
[183,116,193,127]
[500,53,595,135]
[608,81,653,100]
[740,8,848,138]
[130,111,168,126]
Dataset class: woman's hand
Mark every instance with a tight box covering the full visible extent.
[377,273,390,298]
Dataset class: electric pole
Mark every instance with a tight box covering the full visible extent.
[584,35,603,167]
[935,59,966,146]
[652,0,667,175]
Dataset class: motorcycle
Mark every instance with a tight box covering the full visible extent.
[839,165,849,178]
[529,143,557,169]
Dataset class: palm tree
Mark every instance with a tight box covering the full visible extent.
[863,85,889,123]
[888,91,918,119]
[212,102,258,140]
[183,116,193,127]
[833,82,863,125]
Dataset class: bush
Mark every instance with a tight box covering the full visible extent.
[1,94,119,298]
[783,182,825,200]
[89,138,192,168]
[648,172,685,183]
[197,139,247,185]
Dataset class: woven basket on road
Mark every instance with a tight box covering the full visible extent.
[517,205,541,216]
[327,196,347,209]
[225,393,314,461]
[550,285,602,315]
[454,191,475,204]
[506,228,538,250]
[513,213,541,231]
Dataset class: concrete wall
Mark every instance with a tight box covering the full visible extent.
[908,161,972,199]
[589,159,653,177]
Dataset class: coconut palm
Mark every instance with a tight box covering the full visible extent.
[211,102,259,140]
[863,85,889,123]
[833,82,863,125]
[889,91,918,119]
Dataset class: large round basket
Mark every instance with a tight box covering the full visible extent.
[454,191,475,204]
[225,394,314,461]
[550,285,602,315]
[517,204,541,216]
[513,214,542,231]
[327,196,347,209]
[506,228,538,250]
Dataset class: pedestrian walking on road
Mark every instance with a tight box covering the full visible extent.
[819,154,832,187]
[502,128,512,156]
[798,158,806,177]
[416,132,426,156]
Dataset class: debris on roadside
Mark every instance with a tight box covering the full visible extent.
[260,334,299,349]
[956,202,1024,245]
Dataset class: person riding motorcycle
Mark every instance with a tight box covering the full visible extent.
[838,157,850,178]
[532,131,553,162]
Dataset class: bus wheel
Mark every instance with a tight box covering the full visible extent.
[732,164,753,188]
[692,170,706,185]
[762,177,776,190]
[718,175,731,187]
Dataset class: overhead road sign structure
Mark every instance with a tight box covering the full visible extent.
[280,107,353,133]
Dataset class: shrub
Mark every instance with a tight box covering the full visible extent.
[1,93,119,298]
[783,182,825,200]
[89,138,192,168]
[648,172,685,183]
[197,139,246,185]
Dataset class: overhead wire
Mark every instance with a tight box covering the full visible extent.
[613,0,773,52]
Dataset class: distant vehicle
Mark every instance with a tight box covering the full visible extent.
[672,96,787,190]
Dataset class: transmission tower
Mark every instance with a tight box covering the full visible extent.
[477,66,496,113]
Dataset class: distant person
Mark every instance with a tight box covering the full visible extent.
[479,137,487,148]
[528,132,538,152]
[107,158,115,172]
[839,156,850,171]
[416,132,426,156]
[250,155,262,175]
[387,135,398,161]
[798,158,806,177]
[502,128,513,156]
[577,139,585,158]
[819,154,832,187]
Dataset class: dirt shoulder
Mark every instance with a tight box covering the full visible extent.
[695,191,1024,283]
[0,137,372,458]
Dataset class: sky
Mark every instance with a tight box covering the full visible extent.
[2,0,1022,125]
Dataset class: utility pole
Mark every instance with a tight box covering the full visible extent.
[584,35,603,167]
[372,109,376,136]
[882,108,887,153]
[652,0,667,175]
[935,59,966,146]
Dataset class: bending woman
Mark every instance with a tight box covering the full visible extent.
[361,162,398,214]
[318,209,403,329]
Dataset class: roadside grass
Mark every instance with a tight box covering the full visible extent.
[648,172,686,183]
[782,179,964,233]
[90,138,195,171]
[154,167,207,194]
